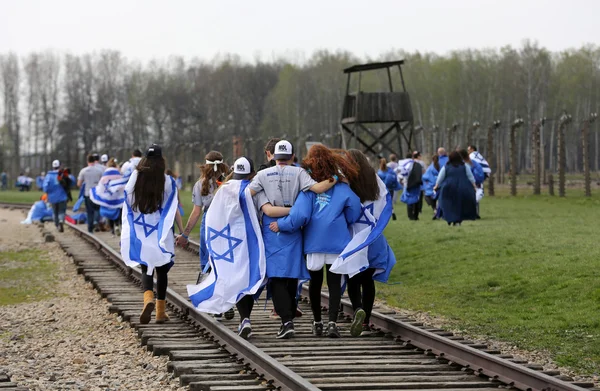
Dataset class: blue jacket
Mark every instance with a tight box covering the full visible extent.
[469,161,485,186]
[439,155,449,168]
[43,171,68,204]
[368,235,397,283]
[35,176,45,190]
[377,168,402,192]
[262,214,309,279]
[31,201,53,221]
[277,183,362,255]
[422,164,439,197]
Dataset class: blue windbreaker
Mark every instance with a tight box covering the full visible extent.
[277,183,362,254]
[43,170,68,204]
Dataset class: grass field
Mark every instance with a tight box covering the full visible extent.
[0,249,58,306]
[382,193,600,374]
[1,186,599,373]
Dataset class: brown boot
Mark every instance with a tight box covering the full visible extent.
[140,290,155,324]
[155,300,170,324]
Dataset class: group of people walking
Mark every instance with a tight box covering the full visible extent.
[116,139,395,341]
[379,145,490,225]
[41,138,489,341]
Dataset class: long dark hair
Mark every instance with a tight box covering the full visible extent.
[432,155,440,171]
[448,151,464,167]
[344,149,379,203]
[132,156,166,214]
[302,144,358,184]
[458,149,471,164]
[198,151,229,196]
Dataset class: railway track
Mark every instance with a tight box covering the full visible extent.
[1,202,597,391]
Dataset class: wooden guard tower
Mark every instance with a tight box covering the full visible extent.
[341,60,414,158]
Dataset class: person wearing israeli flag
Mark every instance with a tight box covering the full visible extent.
[422,155,441,218]
[269,145,362,338]
[331,149,396,337]
[399,151,426,221]
[459,149,485,219]
[468,145,490,218]
[176,151,228,268]
[90,158,125,236]
[121,144,184,325]
[249,140,338,339]
[187,157,289,339]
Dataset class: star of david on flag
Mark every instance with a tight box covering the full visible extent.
[133,214,159,237]
[356,203,376,227]
[207,224,243,263]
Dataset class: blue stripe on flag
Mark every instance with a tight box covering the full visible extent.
[339,191,393,260]
[156,177,176,256]
[124,190,145,266]
[237,180,260,300]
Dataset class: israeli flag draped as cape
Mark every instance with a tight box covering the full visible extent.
[470,151,491,175]
[187,180,266,314]
[331,176,393,278]
[120,171,178,275]
[90,168,126,209]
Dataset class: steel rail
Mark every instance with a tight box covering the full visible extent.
[184,238,587,391]
[65,222,319,391]
[2,203,590,391]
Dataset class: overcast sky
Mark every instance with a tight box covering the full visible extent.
[2,0,599,63]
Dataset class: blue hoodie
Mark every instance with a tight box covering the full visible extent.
[422,164,439,197]
[43,170,68,204]
[469,160,485,186]
[277,182,362,255]
[31,201,53,221]
[377,168,402,192]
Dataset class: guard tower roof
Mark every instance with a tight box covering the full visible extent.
[343,60,405,74]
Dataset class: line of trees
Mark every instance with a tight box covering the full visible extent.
[1,41,599,191]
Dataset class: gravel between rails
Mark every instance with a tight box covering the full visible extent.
[0,209,186,391]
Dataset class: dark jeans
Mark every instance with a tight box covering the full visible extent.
[270,277,298,324]
[84,196,100,233]
[347,268,376,324]
[309,265,341,323]
[236,295,255,320]
[424,195,437,211]
[407,191,424,220]
[140,264,169,300]
[52,201,67,227]
[108,209,122,233]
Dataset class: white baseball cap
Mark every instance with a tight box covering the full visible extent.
[232,157,254,180]
[273,140,294,161]
[101,154,109,163]
[52,160,60,168]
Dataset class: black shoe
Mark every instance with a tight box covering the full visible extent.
[276,322,295,339]
[224,307,235,320]
[326,322,341,338]
[476,215,481,220]
[392,213,397,221]
[312,321,324,336]
[58,223,64,233]
[360,323,373,336]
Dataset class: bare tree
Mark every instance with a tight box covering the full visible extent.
[581,113,597,197]
[531,118,544,195]
[510,117,524,196]
[1,54,21,178]
[487,120,501,196]
[557,113,572,197]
